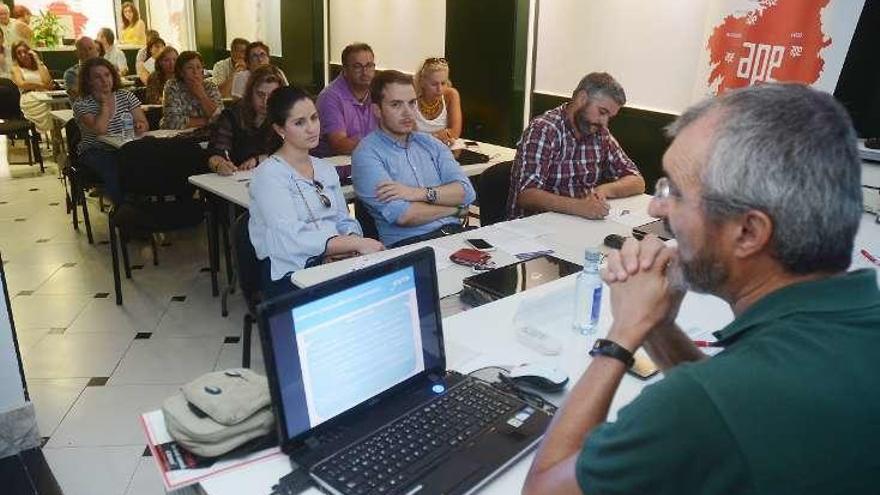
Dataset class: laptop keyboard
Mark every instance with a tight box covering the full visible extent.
[311,379,524,495]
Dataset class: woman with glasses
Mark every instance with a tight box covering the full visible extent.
[414,57,462,146]
[249,86,384,297]
[230,41,289,99]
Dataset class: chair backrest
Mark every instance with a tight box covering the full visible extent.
[230,211,262,312]
[477,160,513,226]
[117,137,207,197]
[354,198,380,240]
[64,118,81,164]
[0,78,23,120]
[144,106,162,131]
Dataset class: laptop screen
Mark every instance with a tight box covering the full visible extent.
[260,248,444,443]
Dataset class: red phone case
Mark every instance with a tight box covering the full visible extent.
[449,248,492,267]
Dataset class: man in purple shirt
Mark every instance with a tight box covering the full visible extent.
[315,42,379,157]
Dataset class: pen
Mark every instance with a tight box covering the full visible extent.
[693,340,723,348]
[861,249,880,267]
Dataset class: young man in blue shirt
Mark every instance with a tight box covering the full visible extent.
[352,70,475,247]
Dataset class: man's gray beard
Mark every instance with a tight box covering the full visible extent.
[668,253,728,295]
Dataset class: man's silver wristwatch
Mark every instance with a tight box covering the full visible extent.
[425,187,438,204]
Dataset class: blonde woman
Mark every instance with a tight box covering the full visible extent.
[414,57,462,145]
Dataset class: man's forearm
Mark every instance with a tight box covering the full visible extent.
[595,175,646,199]
[433,182,466,206]
[518,188,585,216]
[642,323,706,370]
[328,134,359,155]
[396,203,458,226]
[524,356,627,494]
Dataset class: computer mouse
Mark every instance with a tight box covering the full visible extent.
[508,364,569,392]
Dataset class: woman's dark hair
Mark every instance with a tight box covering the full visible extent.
[174,51,203,81]
[145,46,178,104]
[146,37,165,56]
[267,85,313,129]
[11,41,37,71]
[121,2,140,28]
[77,57,122,98]
[98,27,115,46]
[245,41,270,65]
[238,64,286,128]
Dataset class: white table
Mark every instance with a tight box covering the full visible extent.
[186,209,880,495]
[187,140,517,205]
[291,195,651,298]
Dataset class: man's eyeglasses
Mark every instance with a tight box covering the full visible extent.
[653,177,678,202]
[425,57,448,65]
[312,180,331,208]
[347,62,376,73]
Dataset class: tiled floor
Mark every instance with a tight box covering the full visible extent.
[2,147,261,494]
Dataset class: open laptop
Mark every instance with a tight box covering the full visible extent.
[257,247,552,495]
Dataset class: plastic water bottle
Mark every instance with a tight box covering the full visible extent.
[573,248,603,335]
[121,112,135,140]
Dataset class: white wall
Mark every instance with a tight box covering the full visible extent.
[224,0,283,56]
[535,0,710,114]
[0,264,25,415]
[328,0,445,73]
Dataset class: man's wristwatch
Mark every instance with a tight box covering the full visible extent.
[589,338,635,367]
[425,187,438,204]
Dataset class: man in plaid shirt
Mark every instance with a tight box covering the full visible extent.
[507,73,645,219]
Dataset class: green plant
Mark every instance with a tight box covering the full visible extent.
[32,10,65,48]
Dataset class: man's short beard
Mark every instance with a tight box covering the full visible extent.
[678,247,729,294]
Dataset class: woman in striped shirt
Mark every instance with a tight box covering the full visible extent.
[72,57,148,204]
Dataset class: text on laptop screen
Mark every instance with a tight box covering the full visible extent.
[266,264,442,439]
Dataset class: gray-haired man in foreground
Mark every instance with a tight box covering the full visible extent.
[524,83,879,495]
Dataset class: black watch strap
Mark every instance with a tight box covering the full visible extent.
[589,338,635,367]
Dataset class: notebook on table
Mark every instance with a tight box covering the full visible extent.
[257,247,552,495]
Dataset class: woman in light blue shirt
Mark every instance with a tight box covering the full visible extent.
[249,86,384,297]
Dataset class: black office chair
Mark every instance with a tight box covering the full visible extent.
[0,78,44,172]
[63,118,104,244]
[144,106,162,131]
[230,211,265,368]
[476,160,513,226]
[354,198,380,240]
[109,137,209,305]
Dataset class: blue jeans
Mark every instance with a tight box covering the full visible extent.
[79,146,122,204]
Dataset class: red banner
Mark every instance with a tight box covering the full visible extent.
[705,0,831,94]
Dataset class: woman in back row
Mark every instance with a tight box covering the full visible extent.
[207,64,286,175]
[11,41,54,138]
[160,51,222,130]
[249,86,384,297]
[73,58,148,204]
[144,46,177,105]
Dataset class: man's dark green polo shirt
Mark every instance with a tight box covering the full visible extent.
[575,269,880,494]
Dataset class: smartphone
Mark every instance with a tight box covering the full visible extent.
[628,349,660,380]
[465,238,495,251]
